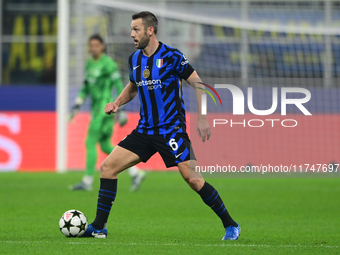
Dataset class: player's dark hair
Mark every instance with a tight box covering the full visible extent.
[132,11,158,35]
[89,34,104,44]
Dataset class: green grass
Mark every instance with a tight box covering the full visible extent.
[0,171,339,255]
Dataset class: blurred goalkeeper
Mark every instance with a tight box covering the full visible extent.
[69,34,145,192]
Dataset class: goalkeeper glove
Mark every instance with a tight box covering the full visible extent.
[69,97,84,122]
[116,110,128,127]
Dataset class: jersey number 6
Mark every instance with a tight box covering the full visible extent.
[169,138,179,151]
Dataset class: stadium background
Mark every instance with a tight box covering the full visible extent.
[0,0,339,172]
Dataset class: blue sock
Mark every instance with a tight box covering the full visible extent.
[92,178,117,229]
[197,182,237,228]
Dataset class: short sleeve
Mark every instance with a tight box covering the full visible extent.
[128,53,135,83]
[172,49,195,80]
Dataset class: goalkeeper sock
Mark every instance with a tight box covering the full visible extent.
[197,182,238,228]
[128,166,139,177]
[92,178,117,229]
[82,175,93,186]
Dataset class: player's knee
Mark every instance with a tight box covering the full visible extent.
[100,161,121,178]
[182,175,190,184]
[184,178,204,191]
[188,178,204,192]
[100,162,114,178]
[99,162,109,174]
[188,178,198,187]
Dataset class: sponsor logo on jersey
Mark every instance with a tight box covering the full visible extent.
[136,79,161,86]
[181,59,189,65]
[181,55,189,65]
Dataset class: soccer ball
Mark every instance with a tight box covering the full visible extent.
[59,209,88,237]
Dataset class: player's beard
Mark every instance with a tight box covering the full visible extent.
[136,33,150,50]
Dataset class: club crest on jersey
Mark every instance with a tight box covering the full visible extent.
[143,69,150,78]
[156,59,163,68]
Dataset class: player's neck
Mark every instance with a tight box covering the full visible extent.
[92,53,103,61]
[142,38,159,57]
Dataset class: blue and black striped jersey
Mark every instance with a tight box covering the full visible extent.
[129,42,194,135]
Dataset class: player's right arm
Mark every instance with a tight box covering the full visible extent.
[105,81,138,115]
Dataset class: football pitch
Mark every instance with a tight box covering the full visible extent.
[0,171,339,255]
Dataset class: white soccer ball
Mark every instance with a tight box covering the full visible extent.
[59,209,88,237]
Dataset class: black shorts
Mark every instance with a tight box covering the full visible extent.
[118,129,196,168]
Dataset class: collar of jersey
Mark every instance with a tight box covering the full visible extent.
[140,41,163,58]
[91,53,106,63]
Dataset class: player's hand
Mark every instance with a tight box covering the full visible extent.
[68,113,75,123]
[197,117,211,142]
[68,104,81,123]
[105,102,119,115]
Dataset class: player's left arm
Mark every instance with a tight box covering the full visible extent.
[173,49,211,142]
[186,71,211,142]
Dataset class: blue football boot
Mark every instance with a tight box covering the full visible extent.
[222,223,241,240]
[83,223,108,238]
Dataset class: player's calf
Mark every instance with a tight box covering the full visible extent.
[197,181,239,231]
[178,160,239,238]
[88,146,142,233]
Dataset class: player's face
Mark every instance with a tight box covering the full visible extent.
[131,18,150,50]
[89,39,104,59]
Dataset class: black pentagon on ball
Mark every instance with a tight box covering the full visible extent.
[71,210,82,217]
[63,219,75,232]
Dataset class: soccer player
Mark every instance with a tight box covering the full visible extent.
[84,12,240,240]
[69,34,145,192]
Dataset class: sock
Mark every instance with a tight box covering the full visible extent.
[197,182,237,228]
[92,178,117,229]
[82,175,93,186]
[128,166,139,177]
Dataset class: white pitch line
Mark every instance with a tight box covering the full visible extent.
[0,241,338,249]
